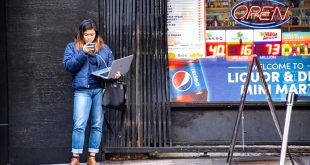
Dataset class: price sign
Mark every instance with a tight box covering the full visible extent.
[205,30,226,57]
[255,43,281,56]
[253,29,282,56]
[206,44,226,56]
[226,30,253,56]
[227,44,253,56]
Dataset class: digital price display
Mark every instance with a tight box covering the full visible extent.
[255,43,282,56]
[227,44,253,56]
[205,30,226,56]
[206,44,226,56]
[253,29,282,56]
[226,30,253,57]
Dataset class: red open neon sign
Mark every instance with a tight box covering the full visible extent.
[231,0,290,29]
[233,5,289,21]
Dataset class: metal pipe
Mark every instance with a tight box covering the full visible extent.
[280,92,295,165]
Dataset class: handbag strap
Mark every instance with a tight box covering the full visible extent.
[117,110,126,138]
[104,110,126,138]
[104,115,114,134]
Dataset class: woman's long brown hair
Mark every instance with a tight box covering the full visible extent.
[74,19,104,53]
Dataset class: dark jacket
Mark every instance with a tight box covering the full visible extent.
[63,42,114,90]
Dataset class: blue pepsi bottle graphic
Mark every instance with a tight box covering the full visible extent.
[169,59,208,103]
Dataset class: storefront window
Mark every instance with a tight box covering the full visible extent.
[168,0,310,103]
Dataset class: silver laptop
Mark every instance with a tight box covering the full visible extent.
[92,54,134,79]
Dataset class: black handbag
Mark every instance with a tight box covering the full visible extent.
[103,82,127,138]
[102,82,126,110]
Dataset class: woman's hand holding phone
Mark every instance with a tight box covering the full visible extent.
[83,43,95,55]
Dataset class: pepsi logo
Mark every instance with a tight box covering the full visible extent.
[172,71,192,92]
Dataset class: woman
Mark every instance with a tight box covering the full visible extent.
[63,19,120,165]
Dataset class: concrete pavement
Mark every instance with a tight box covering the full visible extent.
[53,156,310,165]
[103,156,309,165]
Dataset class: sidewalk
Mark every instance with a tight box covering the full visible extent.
[54,156,310,165]
[104,156,309,165]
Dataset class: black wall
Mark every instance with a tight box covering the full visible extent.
[0,0,8,164]
[6,0,99,164]
[172,106,310,145]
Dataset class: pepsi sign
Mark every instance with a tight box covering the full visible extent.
[172,71,193,92]
[169,61,209,102]
[230,0,290,29]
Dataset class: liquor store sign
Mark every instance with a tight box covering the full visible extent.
[231,0,290,28]
[169,56,310,103]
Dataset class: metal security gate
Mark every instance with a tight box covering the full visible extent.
[99,0,171,152]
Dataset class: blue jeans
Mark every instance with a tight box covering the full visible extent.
[71,88,105,154]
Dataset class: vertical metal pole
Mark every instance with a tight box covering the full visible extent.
[242,112,245,151]
[280,92,295,165]
[135,0,142,147]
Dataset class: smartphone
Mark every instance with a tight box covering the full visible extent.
[86,43,95,49]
